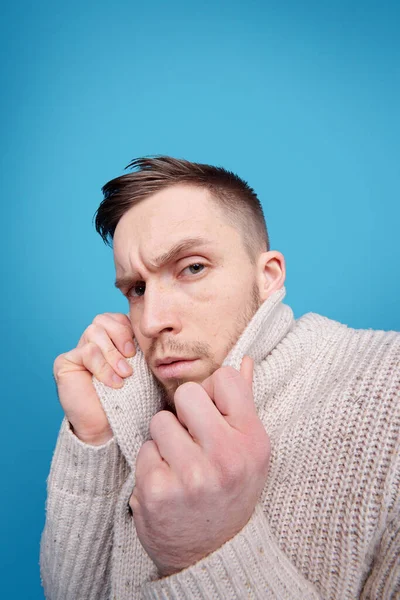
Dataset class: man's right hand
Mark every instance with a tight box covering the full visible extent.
[53,313,136,446]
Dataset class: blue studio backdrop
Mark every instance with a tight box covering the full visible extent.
[0,1,399,598]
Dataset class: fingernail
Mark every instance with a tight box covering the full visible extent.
[124,341,135,355]
[118,359,131,375]
[112,373,123,385]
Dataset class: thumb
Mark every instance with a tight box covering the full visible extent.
[200,355,256,429]
[240,355,254,389]
[201,355,254,398]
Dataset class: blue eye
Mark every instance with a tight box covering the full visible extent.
[187,263,205,274]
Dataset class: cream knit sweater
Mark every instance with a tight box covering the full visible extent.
[40,287,400,599]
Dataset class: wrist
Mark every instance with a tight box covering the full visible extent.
[69,422,114,446]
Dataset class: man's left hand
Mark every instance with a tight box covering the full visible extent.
[129,355,270,576]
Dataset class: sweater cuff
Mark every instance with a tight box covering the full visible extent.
[141,504,320,600]
[47,417,127,497]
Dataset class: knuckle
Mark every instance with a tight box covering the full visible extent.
[103,345,120,359]
[85,323,99,339]
[53,353,67,379]
[116,323,132,337]
[94,313,132,334]
[216,451,246,491]
[182,464,206,495]
[121,318,134,333]
[81,341,99,359]
[53,353,65,371]
[121,328,135,344]
[98,361,114,378]
[106,312,131,324]
[92,314,107,327]
[143,468,170,505]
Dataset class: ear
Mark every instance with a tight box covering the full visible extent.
[256,250,286,301]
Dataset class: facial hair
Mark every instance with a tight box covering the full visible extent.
[152,280,262,409]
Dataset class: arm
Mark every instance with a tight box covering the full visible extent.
[40,418,129,600]
[40,311,136,598]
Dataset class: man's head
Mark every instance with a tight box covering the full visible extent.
[95,156,285,405]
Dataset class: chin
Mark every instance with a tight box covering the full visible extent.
[154,364,217,409]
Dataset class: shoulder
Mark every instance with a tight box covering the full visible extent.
[287,311,400,412]
[294,310,400,360]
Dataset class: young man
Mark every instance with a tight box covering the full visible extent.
[40,156,400,599]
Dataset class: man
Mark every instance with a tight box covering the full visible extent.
[40,156,400,599]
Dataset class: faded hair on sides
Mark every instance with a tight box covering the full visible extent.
[94,155,270,262]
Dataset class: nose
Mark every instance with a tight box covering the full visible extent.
[139,281,182,339]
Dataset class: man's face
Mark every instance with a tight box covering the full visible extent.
[113,184,262,406]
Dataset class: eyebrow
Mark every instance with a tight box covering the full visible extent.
[114,236,212,291]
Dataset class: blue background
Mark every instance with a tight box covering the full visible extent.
[1,0,399,597]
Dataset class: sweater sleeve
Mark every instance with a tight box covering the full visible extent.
[40,417,129,600]
[140,504,322,600]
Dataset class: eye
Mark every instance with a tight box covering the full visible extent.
[185,263,205,275]
[128,281,146,299]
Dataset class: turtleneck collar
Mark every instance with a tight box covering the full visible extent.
[93,286,294,466]
[222,286,294,371]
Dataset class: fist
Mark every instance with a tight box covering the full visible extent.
[129,356,270,575]
[53,312,136,445]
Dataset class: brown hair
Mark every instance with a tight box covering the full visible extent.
[94,155,270,262]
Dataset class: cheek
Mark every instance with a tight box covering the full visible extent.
[202,283,254,341]
[198,298,236,339]
[210,287,244,320]
[129,311,148,350]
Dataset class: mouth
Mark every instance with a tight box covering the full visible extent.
[154,358,199,379]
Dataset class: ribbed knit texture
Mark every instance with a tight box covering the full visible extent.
[40,287,400,599]
[40,419,130,599]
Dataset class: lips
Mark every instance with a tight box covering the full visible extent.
[154,358,199,379]
[154,356,195,367]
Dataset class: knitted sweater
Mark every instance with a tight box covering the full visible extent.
[40,287,400,599]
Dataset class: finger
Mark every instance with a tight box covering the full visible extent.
[65,344,124,388]
[78,314,136,358]
[104,312,133,328]
[174,382,229,449]
[201,356,253,398]
[79,323,133,379]
[131,440,168,513]
[240,355,254,389]
[92,313,136,357]
[135,439,165,480]
[201,366,256,430]
[150,409,201,469]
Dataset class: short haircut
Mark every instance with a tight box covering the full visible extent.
[94,156,270,262]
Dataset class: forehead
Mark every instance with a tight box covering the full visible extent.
[113,184,237,263]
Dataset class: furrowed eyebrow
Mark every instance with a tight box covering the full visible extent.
[114,274,140,292]
[114,236,211,291]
